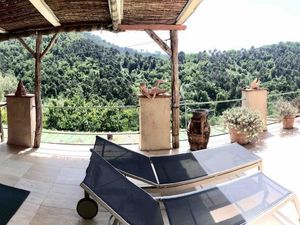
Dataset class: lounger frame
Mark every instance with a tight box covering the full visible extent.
[250,193,300,224]
[142,160,263,193]
[81,175,300,225]
[93,137,263,193]
[81,182,130,225]
[157,176,300,225]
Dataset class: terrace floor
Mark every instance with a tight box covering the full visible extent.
[0,118,300,225]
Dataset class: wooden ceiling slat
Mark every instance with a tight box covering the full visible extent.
[44,0,111,25]
[0,27,7,33]
[0,0,204,41]
[118,24,186,31]
[108,0,123,30]
[0,23,108,41]
[122,0,188,25]
[0,0,51,31]
[29,0,61,27]
[176,0,204,24]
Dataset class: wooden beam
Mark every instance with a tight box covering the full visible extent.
[34,33,43,148]
[170,30,180,149]
[145,30,171,56]
[176,0,204,24]
[108,0,123,30]
[0,23,109,42]
[118,24,186,31]
[0,23,185,42]
[0,27,7,33]
[41,32,58,59]
[17,38,35,57]
[29,0,61,27]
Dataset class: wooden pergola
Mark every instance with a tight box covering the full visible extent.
[0,0,204,148]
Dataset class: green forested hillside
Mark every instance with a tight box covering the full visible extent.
[179,44,300,102]
[0,32,299,131]
[0,33,168,105]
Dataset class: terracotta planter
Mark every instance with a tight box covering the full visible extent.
[282,116,295,129]
[187,109,210,151]
[229,128,249,145]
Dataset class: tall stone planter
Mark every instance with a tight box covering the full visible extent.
[139,95,171,151]
[6,94,35,147]
[242,89,268,131]
[187,109,210,151]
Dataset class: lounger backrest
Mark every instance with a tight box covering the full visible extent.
[93,136,157,184]
[150,153,208,185]
[146,143,261,185]
[83,151,164,225]
[191,143,261,174]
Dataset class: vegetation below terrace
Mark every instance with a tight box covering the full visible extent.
[0,32,299,132]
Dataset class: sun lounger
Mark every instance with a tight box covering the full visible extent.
[92,136,263,191]
[77,151,300,224]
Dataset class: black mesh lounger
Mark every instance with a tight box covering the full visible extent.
[92,136,263,191]
[77,152,300,225]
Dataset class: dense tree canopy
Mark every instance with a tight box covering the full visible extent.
[0,32,299,131]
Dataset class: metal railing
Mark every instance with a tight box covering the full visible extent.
[0,90,299,144]
[267,90,300,121]
[42,105,138,109]
[179,98,243,129]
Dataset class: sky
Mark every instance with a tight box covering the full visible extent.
[93,0,300,53]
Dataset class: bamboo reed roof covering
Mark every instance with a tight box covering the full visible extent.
[0,0,203,41]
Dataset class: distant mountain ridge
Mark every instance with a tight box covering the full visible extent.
[0,32,299,105]
[82,32,165,57]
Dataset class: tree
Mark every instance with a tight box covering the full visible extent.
[0,73,18,101]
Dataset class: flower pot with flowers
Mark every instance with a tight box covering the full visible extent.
[276,99,298,129]
[223,107,264,145]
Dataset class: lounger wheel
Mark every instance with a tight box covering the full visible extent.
[77,198,98,219]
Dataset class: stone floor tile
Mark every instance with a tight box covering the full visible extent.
[55,167,86,185]
[23,164,60,184]
[78,211,111,225]
[0,173,20,186]
[15,178,53,205]
[0,159,33,177]
[7,202,40,225]
[42,183,83,210]
[30,206,80,225]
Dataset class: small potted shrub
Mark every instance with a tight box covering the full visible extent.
[276,99,298,129]
[223,107,264,145]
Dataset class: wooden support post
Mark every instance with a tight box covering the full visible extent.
[34,33,43,148]
[18,33,58,148]
[41,32,58,59]
[145,30,171,56]
[292,195,300,221]
[17,38,35,57]
[170,30,180,149]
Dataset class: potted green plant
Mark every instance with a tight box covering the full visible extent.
[222,107,264,145]
[276,99,298,129]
